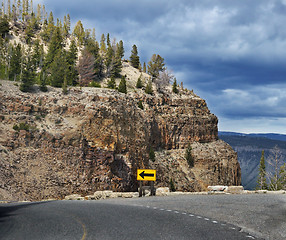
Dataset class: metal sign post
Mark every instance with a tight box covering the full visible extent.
[137,169,156,197]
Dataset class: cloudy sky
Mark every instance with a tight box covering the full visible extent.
[35,0,286,134]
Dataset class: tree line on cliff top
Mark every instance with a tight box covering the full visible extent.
[0,0,180,94]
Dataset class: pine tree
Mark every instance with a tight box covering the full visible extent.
[185,143,194,167]
[7,0,11,20]
[172,78,179,93]
[9,43,22,80]
[66,39,78,85]
[20,56,35,92]
[107,76,116,89]
[36,4,41,22]
[148,54,165,78]
[169,178,176,192]
[279,164,286,190]
[106,33,110,47]
[73,20,84,45]
[143,62,146,73]
[105,43,114,74]
[100,33,106,53]
[257,150,268,190]
[50,50,67,87]
[118,75,127,94]
[46,11,55,40]
[94,52,104,81]
[130,44,140,69]
[116,40,124,59]
[31,39,42,71]
[45,26,63,69]
[11,4,17,22]
[0,16,9,38]
[1,2,4,18]
[145,79,153,94]
[109,55,122,78]
[24,19,35,43]
[136,73,143,88]
[42,4,47,22]
[30,0,33,14]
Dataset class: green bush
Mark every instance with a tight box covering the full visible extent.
[107,77,116,89]
[185,144,194,167]
[137,100,144,110]
[13,122,30,131]
[89,81,101,88]
[149,148,155,162]
[169,178,176,192]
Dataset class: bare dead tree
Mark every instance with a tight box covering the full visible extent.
[77,49,95,86]
[154,69,174,94]
[266,145,285,190]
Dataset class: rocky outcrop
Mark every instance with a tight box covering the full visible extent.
[0,80,240,201]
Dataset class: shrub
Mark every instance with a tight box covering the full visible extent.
[107,77,116,89]
[89,81,101,88]
[185,144,194,167]
[137,100,144,110]
[13,122,30,131]
[149,148,155,162]
[169,178,176,192]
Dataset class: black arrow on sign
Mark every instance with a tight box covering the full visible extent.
[139,171,154,179]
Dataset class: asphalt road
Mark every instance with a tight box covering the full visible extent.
[0,194,285,240]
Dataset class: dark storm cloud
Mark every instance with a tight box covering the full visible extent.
[36,0,286,133]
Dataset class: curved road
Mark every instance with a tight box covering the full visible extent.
[1,194,285,239]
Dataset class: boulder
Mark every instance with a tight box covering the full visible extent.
[225,186,244,194]
[64,194,83,200]
[207,185,228,192]
[156,187,170,196]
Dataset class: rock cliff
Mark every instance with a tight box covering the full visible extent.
[0,78,241,201]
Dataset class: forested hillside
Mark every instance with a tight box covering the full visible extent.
[0,0,171,93]
[219,132,286,190]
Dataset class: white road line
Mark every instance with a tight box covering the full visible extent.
[151,206,255,239]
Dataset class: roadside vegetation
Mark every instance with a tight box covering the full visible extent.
[0,0,180,94]
[257,146,286,191]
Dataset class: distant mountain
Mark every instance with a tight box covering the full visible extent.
[219,131,286,190]
[219,131,286,142]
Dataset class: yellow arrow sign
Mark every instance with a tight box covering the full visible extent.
[137,169,156,181]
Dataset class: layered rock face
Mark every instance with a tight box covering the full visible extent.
[0,80,241,201]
